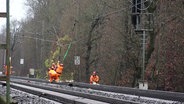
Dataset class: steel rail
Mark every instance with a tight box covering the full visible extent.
[11,76,184,102]
[72,82,184,102]
[9,80,139,104]
[0,81,87,104]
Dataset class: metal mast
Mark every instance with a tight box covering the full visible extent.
[132,0,153,88]
[6,0,11,103]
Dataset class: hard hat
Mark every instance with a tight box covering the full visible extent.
[93,71,96,75]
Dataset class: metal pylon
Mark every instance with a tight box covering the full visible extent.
[132,0,154,86]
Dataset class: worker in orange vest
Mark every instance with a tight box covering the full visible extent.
[3,65,13,75]
[56,61,64,77]
[48,68,58,82]
[48,61,64,82]
[90,71,99,84]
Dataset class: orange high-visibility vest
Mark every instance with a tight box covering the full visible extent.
[4,65,12,75]
[56,64,63,74]
[90,75,99,84]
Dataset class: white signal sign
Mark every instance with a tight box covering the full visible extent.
[20,59,24,64]
[74,56,80,65]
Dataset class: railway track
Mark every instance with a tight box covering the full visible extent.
[0,81,111,104]
[1,76,183,104]
[8,81,138,104]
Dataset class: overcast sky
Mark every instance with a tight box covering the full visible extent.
[0,0,27,31]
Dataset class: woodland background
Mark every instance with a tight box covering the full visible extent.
[0,0,184,92]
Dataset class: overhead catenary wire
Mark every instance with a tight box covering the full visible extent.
[16,34,88,47]
[128,0,154,11]
[14,1,152,47]
[96,0,154,19]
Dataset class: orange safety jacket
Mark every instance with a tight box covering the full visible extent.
[90,75,99,84]
[48,69,59,82]
[4,65,12,75]
[56,64,63,74]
